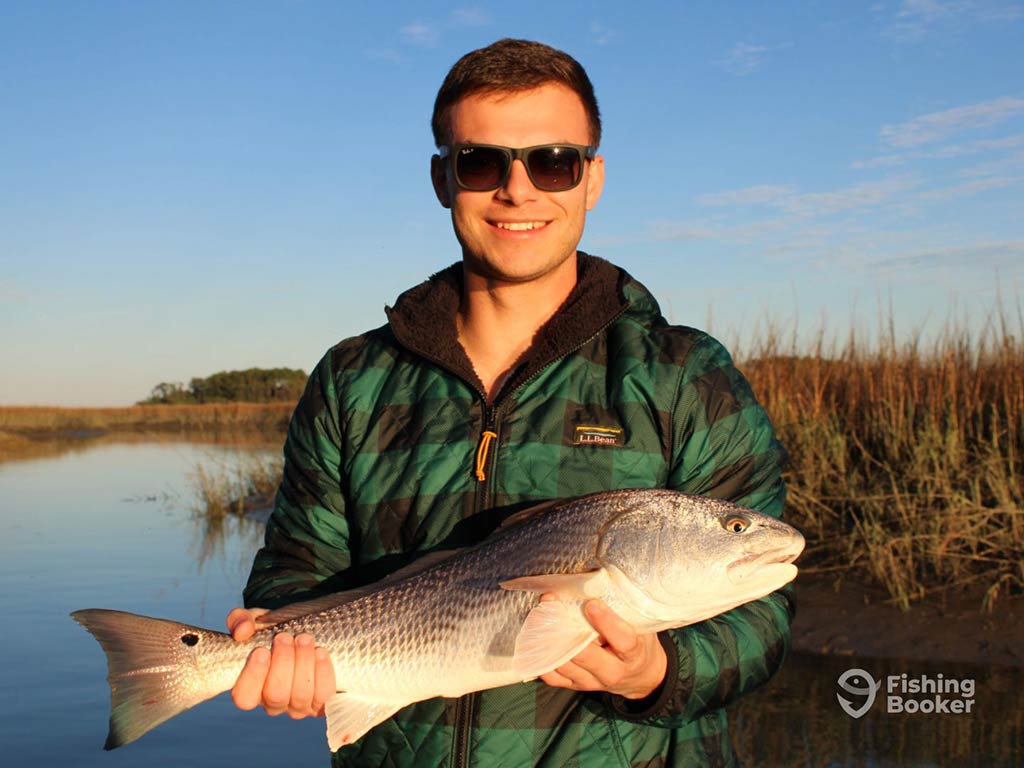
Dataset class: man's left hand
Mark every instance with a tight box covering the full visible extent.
[538,596,667,700]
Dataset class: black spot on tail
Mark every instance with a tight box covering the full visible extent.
[181,633,199,646]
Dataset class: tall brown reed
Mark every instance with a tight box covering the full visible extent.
[0,403,294,435]
[189,455,283,569]
[737,311,1024,609]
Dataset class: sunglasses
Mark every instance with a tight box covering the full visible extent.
[439,143,597,192]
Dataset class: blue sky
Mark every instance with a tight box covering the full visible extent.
[2,1,1022,406]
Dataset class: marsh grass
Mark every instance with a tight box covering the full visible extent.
[177,313,1023,609]
[737,310,1024,609]
[188,454,283,569]
[0,402,294,436]
[190,455,282,520]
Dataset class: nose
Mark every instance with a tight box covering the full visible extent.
[496,158,538,205]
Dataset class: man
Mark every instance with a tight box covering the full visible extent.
[228,38,792,766]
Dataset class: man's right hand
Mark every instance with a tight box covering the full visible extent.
[227,607,337,719]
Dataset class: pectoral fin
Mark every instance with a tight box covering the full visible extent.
[499,568,608,599]
[511,600,598,681]
[324,692,405,752]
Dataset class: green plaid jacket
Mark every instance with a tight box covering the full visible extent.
[245,253,792,767]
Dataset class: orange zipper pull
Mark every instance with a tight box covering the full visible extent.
[475,430,498,482]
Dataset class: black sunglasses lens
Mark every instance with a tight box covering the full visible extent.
[455,146,509,190]
[526,146,581,191]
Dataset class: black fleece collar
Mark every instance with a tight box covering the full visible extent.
[385,252,630,400]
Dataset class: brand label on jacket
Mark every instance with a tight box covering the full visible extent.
[573,425,625,447]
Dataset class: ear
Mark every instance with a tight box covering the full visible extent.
[431,154,452,209]
[584,154,605,212]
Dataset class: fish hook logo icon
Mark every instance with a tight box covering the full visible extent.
[837,668,881,719]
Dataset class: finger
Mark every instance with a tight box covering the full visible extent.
[262,633,296,716]
[227,608,269,641]
[539,668,575,688]
[231,647,271,710]
[288,634,317,718]
[566,640,615,674]
[551,660,604,691]
[584,600,639,658]
[227,608,255,641]
[539,592,559,603]
[311,647,336,716]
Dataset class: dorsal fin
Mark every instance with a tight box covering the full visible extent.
[495,498,566,532]
[257,549,461,626]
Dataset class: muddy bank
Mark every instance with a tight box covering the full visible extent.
[791,573,1024,668]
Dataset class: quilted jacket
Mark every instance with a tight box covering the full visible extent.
[244,253,793,767]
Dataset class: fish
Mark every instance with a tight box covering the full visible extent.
[71,488,804,752]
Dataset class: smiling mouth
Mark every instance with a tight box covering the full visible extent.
[492,221,548,232]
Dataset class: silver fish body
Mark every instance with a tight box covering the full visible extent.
[72,488,804,751]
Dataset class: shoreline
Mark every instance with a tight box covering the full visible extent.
[3,423,1019,669]
[791,573,1024,668]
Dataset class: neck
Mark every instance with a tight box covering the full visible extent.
[458,258,578,400]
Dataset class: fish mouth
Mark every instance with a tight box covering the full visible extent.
[727,542,805,578]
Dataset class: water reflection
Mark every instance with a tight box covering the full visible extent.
[0,428,284,466]
[731,651,1024,766]
[1,439,327,767]
[183,451,280,575]
[189,505,268,578]
[5,438,1023,766]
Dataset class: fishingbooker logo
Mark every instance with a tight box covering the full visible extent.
[836,669,880,718]
[837,668,976,717]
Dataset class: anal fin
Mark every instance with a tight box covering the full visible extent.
[324,692,406,752]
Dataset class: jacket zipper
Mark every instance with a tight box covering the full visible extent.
[452,690,476,768]
[473,403,499,483]
[503,303,631,400]
[471,301,629,482]
[452,304,630,768]
[454,402,495,768]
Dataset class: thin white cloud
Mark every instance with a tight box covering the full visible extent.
[854,132,1024,169]
[959,148,1024,176]
[880,97,1024,148]
[917,176,1020,200]
[718,42,774,76]
[397,9,491,49]
[647,221,719,241]
[697,177,920,217]
[590,21,615,45]
[932,133,1024,157]
[782,177,922,216]
[364,48,405,64]
[884,0,1023,40]
[449,8,490,26]
[698,185,796,207]
[852,153,910,170]
[400,21,440,46]
[871,240,1024,270]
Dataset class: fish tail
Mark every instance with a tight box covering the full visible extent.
[71,608,238,749]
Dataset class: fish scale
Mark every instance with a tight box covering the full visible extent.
[72,488,804,752]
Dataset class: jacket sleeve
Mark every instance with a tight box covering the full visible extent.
[609,332,793,726]
[243,351,354,609]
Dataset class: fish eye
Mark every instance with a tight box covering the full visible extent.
[724,516,749,534]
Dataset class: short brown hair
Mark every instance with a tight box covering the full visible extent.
[431,38,602,147]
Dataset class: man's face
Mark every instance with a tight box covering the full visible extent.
[431,83,605,286]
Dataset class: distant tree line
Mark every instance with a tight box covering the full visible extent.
[139,368,307,404]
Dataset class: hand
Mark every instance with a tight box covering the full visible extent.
[227,607,336,719]
[538,597,667,700]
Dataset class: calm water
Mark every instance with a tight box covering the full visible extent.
[2,440,1021,766]
[0,440,325,766]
